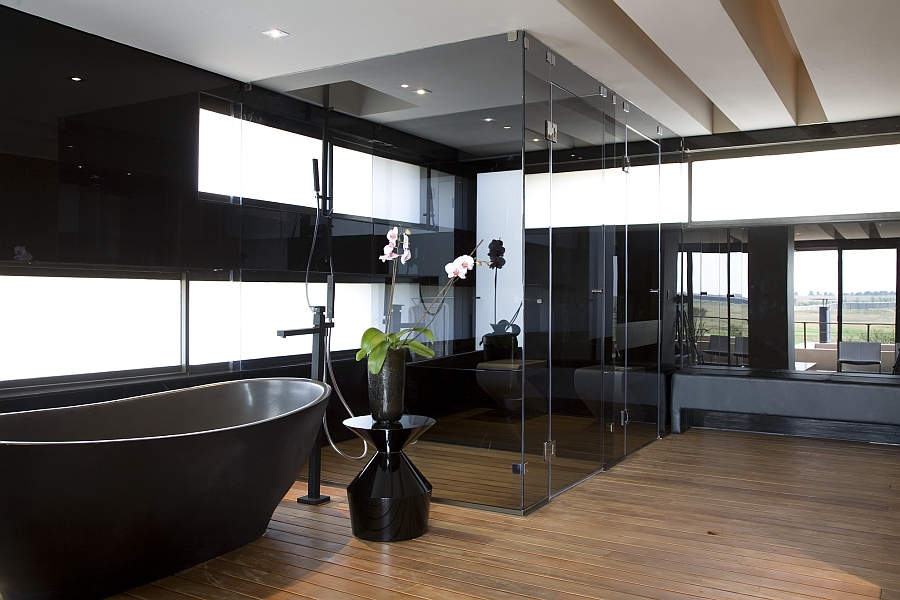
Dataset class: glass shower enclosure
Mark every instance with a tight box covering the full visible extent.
[248,30,672,513]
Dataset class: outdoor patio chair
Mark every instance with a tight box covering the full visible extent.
[837,341,882,373]
[733,336,749,366]
[702,335,730,364]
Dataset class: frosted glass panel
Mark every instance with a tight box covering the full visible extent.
[333,149,455,226]
[240,119,320,207]
[524,163,684,228]
[333,146,373,217]
[692,144,900,222]
[372,157,421,222]
[198,109,241,198]
[0,276,181,381]
[189,280,241,365]
[198,108,320,207]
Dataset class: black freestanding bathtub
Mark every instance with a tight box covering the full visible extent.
[0,377,331,600]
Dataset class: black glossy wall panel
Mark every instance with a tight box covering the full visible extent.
[0,6,241,269]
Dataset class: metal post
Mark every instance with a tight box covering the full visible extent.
[819,305,830,343]
[277,307,333,506]
[297,306,331,506]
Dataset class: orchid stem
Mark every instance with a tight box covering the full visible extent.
[386,256,398,333]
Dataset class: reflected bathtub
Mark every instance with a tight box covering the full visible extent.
[0,377,330,600]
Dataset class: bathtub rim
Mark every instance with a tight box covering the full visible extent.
[0,377,331,446]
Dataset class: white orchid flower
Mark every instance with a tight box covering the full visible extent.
[386,227,399,243]
[445,261,462,278]
[455,255,475,271]
[380,243,398,262]
[401,248,411,264]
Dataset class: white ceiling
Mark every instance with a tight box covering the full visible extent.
[4,0,899,138]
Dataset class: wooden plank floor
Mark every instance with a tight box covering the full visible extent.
[115,429,900,600]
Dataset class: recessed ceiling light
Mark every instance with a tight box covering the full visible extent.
[262,29,289,38]
[483,117,494,122]
[532,138,540,142]
[503,126,511,130]
[70,77,82,82]
[400,84,409,88]
[415,88,431,95]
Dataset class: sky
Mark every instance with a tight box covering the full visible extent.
[692,249,896,298]
[795,249,896,296]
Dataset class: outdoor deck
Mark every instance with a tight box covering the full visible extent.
[108,428,900,600]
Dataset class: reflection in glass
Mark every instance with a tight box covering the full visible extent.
[842,249,896,345]
[793,250,838,361]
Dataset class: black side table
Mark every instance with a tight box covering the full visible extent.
[343,415,435,542]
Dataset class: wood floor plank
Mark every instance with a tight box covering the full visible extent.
[106,428,900,600]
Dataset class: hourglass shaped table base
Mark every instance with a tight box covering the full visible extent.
[343,415,435,542]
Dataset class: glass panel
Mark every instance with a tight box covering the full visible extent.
[606,96,628,467]
[692,144,900,222]
[251,32,528,512]
[547,81,607,495]
[522,33,553,510]
[842,248,896,351]
[622,106,662,456]
[794,250,838,370]
[189,279,241,365]
[0,275,181,381]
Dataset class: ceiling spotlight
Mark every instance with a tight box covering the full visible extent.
[400,84,409,88]
[70,77,82,82]
[415,88,431,95]
[503,126,511,130]
[483,117,495,122]
[532,138,540,142]
[262,29,289,38]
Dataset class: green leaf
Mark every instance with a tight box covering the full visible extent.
[358,327,387,358]
[367,340,390,374]
[399,327,435,344]
[406,339,435,359]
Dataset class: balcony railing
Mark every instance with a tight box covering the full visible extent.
[796,321,896,348]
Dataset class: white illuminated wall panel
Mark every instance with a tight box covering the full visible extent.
[0,276,181,381]
[692,144,900,222]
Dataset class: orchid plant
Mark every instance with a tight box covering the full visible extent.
[357,226,481,374]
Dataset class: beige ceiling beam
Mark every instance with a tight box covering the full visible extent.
[556,0,728,134]
[720,0,827,126]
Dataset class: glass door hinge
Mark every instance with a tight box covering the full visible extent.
[545,120,557,143]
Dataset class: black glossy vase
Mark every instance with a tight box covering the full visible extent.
[368,348,406,423]
[482,332,519,361]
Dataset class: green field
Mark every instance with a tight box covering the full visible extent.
[691,299,896,345]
